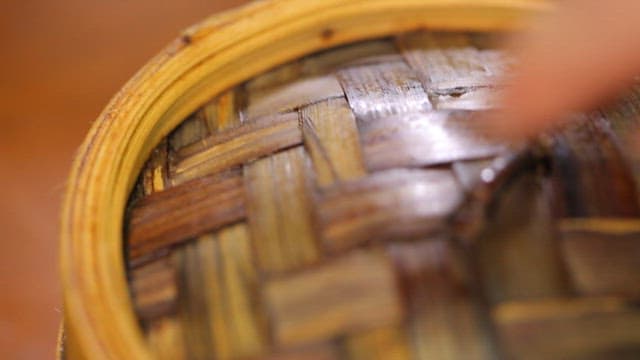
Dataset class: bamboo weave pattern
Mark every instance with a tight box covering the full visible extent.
[124,32,640,359]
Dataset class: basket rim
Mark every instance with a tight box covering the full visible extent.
[59,0,551,358]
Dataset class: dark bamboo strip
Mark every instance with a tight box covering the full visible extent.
[389,239,497,360]
[495,297,640,359]
[550,116,640,217]
[170,112,302,183]
[559,218,640,297]
[450,151,539,250]
[319,169,462,252]
[128,170,245,259]
[140,139,169,196]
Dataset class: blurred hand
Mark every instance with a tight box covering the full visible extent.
[492,0,640,140]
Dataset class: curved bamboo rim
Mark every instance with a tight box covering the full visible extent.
[60,0,551,358]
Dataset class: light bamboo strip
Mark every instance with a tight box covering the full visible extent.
[244,146,320,273]
[301,97,367,187]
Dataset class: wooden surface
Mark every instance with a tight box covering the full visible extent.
[0,1,247,358]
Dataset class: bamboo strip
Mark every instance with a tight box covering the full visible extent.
[319,169,462,252]
[550,116,640,217]
[337,61,432,120]
[264,250,402,347]
[359,110,505,171]
[245,146,320,274]
[128,171,245,259]
[301,97,367,187]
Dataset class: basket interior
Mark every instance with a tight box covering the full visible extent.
[123,31,640,359]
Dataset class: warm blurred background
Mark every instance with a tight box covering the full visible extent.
[0,1,247,358]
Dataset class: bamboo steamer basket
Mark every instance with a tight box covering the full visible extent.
[60,0,640,359]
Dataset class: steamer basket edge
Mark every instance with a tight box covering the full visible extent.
[59,1,551,358]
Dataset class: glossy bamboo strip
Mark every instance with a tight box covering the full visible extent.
[398,32,509,111]
[130,255,177,321]
[169,89,244,159]
[319,169,462,252]
[477,170,571,304]
[246,75,344,120]
[359,110,505,171]
[550,115,640,217]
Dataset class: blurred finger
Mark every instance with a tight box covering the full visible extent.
[491,0,640,140]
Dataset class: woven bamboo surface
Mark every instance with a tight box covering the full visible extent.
[123,31,640,359]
